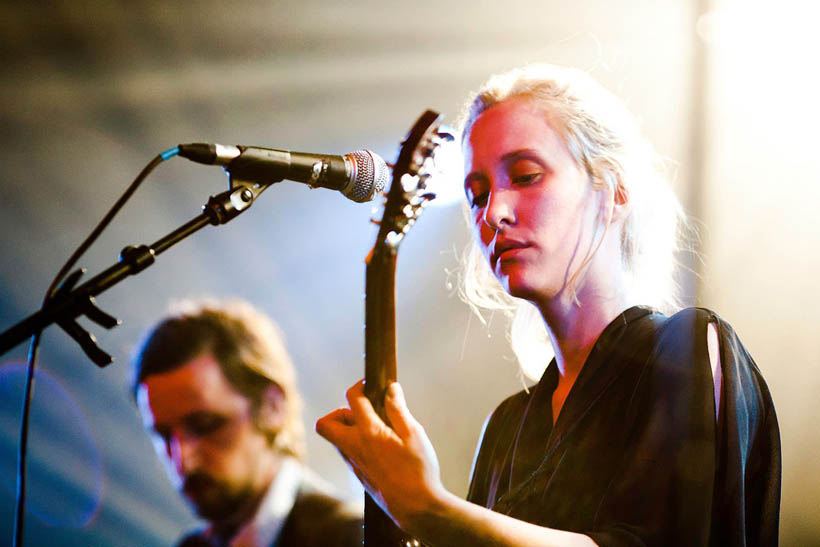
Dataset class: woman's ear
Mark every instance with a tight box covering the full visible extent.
[595,171,629,223]
[610,174,630,221]
[255,383,286,437]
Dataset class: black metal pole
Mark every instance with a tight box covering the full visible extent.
[0,213,212,355]
[0,172,274,359]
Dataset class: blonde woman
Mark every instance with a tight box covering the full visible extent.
[317,65,780,546]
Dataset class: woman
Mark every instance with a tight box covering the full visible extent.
[316,64,780,546]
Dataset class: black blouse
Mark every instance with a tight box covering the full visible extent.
[467,306,780,546]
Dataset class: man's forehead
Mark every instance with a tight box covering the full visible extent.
[137,353,248,425]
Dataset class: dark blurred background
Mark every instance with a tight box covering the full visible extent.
[1,0,818,545]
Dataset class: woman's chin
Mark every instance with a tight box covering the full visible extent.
[502,278,540,302]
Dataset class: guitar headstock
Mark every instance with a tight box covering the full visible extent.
[372,110,453,255]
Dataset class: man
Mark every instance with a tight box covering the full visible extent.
[133,299,362,547]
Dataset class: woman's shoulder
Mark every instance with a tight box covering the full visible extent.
[662,306,720,327]
[649,306,751,361]
[642,307,768,404]
[645,306,725,350]
[642,307,716,372]
[488,387,534,428]
[474,384,538,450]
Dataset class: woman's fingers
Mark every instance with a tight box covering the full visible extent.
[346,379,382,425]
[321,380,418,442]
[317,380,444,531]
[316,411,378,494]
[384,382,415,439]
[315,407,354,446]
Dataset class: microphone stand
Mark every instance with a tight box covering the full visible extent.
[0,177,267,364]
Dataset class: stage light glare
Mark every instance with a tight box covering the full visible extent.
[425,136,465,207]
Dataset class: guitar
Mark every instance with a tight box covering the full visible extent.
[363,110,449,546]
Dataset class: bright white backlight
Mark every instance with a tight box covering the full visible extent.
[425,135,465,207]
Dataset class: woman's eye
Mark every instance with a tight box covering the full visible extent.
[465,184,488,209]
[509,158,545,185]
[470,192,489,208]
[513,172,540,185]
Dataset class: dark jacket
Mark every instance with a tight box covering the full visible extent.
[178,469,363,547]
[468,307,780,546]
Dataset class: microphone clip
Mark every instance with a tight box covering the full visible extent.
[203,177,269,225]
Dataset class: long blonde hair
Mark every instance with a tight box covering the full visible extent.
[456,64,687,380]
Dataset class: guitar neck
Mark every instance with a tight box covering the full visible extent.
[364,247,397,411]
[363,247,409,546]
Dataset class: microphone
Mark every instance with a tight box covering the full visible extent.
[177,143,390,203]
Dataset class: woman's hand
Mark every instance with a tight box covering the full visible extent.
[318,380,598,547]
[316,380,445,531]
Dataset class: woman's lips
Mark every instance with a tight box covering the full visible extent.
[491,239,529,269]
[499,246,527,259]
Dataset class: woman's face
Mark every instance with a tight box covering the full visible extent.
[463,98,604,304]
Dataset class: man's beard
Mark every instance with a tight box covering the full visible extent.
[182,472,255,523]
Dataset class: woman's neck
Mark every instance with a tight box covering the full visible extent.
[537,267,637,381]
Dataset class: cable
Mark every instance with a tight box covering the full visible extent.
[13,147,179,547]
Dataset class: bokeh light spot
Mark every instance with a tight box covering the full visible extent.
[0,361,103,527]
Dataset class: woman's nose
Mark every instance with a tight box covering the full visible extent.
[483,188,516,230]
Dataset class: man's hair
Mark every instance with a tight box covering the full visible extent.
[132,298,305,460]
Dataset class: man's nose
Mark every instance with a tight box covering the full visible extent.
[168,431,200,475]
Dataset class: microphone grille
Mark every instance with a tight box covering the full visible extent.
[345,150,389,202]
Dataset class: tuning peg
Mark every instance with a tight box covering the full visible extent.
[418,171,435,188]
[385,231,404,248]
[370,203,384,226]
[398,173,415,192]
[436,125,456,142]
